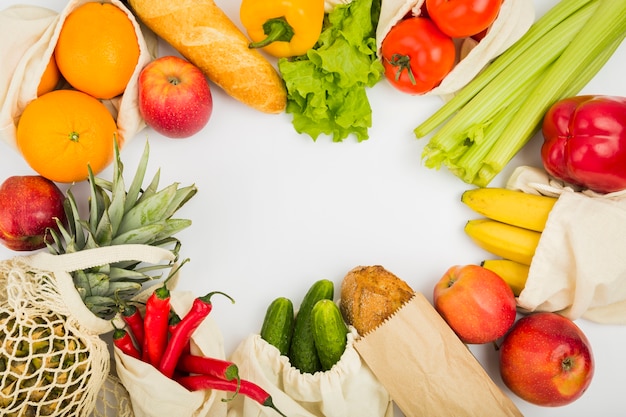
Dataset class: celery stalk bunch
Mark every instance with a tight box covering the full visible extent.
[415,0,626,187]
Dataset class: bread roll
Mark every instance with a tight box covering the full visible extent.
[340,265,414,335]
[128,0,287,114]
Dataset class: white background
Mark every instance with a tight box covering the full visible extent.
[2,0,626,416]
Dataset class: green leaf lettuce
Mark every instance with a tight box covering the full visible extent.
[278,0,384,142]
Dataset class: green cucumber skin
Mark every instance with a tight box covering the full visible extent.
[289,279,334,374]
[311,299,348,371]
[260,297,295,356]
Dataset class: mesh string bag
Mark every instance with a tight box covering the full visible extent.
[0,245,176,416]
[91,374,134,417]
[0,256,109,416]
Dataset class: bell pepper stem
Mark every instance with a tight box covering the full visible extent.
[249,17,295,49]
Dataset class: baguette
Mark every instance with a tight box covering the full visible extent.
[128,0,287,114]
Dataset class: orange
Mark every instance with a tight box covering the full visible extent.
[54,2,140,100]
[37,53,61,96]
[16,89,118,183]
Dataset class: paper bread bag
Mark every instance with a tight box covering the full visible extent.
[354,293,523,417]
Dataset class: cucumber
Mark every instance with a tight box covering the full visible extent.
[289,279,334,374]
[260,297,295,356]
[311,299,348,371]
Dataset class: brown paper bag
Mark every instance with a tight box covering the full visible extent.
[354,293,523,417]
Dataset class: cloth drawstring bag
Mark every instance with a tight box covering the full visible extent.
[507,166,626,324]
[227,327,393,417]
[0,0,156,153]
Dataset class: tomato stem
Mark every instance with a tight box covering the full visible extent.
[388,54,416,85]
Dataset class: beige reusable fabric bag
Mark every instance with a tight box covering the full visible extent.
[507,166,626,324]
[375,0,535,96]
[0,244,175,416]
[0,0,155,152]
[227,327,393,417]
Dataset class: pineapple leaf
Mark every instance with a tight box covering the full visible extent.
[106,281,143,296]
[125,141,150,214]
[73,270,92,298]
[66,190,85,250]
[88,272,110,297]
[93,177,113,192]
[111,223,166,245]
[83,296,117,317]
[117,184,179,234]
[82,227,103,250]
[45,228,62,255]
[154,219,192,241]
[108,267,152,282]
[137,168,161,205]
[88,166,107,233]
[164,185,198,218]
[93,208,114,247]
[108,163,127,237]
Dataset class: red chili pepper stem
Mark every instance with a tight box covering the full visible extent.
[112,326,141,360]
[176,375,286,417]
[158,291,235,378]
[198,290,235,305]
[121,303,145,348]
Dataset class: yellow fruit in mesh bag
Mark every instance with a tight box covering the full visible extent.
[0,309,93,415]
[16,89,118,183]
[54,2,140,99]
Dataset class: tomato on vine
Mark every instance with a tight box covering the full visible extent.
[381,17,456,95]
[426,0,503,38]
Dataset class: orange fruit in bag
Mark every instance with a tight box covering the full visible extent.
[37,53,61,96]
[16,89,118,183]
[54,2,140,99]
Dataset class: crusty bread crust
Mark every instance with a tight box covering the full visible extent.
[340,265,414,336]
[129,0,287,114]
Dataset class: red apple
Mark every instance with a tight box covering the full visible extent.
[433,264,516,344]
[499,312,594,407]
[0,175,66,251]
[138,55,213,138]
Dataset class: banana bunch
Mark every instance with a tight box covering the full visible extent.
[461,187,557,296]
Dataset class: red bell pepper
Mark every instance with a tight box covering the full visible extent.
[541,95,626,194]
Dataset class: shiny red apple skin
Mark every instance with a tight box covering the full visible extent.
[0,175,66,251]
[433,264,517,344]
[138,55,213,139]
[499,312,594,407]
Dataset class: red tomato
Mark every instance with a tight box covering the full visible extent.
[426,0,502,38]
[381,17,456,95]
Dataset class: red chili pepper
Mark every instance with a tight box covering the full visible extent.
[142,284,171,367]
[168,310,182,333]
[175,374,286,417]
[122,304,145,348]
[168,311,192,359]
[158,291,234,378]
[113,328,141,360]
[177,354,240,384]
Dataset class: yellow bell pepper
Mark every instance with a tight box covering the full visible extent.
[240,0,325,58]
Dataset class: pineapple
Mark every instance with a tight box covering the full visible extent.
[0,307,95,416]
[46,141,197,320]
